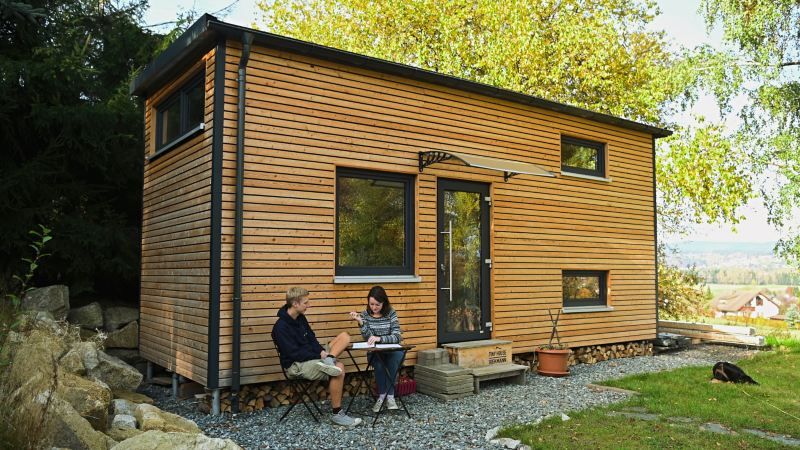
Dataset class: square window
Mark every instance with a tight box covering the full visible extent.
[563,270,607,307]
[336,168,414,276]
[561,136,605,177]
[155,74,205,151]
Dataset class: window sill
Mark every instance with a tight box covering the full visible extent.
[333,275,422,284]
[560,172,612,183]
[148,123,206,163]
[562,306,614,314]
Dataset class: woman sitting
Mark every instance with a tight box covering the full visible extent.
[349,285,403,412]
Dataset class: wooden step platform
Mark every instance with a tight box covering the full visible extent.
[469,363,528,394]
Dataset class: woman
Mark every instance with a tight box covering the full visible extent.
[349,285,403,412]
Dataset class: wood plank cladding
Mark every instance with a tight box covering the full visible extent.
[207,41,657,386]
[139,49,217,386]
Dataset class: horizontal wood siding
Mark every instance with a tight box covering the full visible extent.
[215,42,656,385]
[140,50,217,386]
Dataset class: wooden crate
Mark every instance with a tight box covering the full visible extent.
[443,340,513,368]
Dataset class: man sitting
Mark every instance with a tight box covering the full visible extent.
[272,287,362,427]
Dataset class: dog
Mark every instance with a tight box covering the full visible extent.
[712,361,758,385]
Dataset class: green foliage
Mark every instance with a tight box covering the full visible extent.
[0,0,162,297]
[1,225,51,330]
[658,247,710,320]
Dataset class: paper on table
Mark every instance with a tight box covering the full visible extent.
[352,342,403,349]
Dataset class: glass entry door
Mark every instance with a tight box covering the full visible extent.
[437,179,491,344]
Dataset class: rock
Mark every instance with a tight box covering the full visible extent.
[79,328,99,341]
[105,426,143,442]
[57,373,112,431]
[104,321,138,349]
[60,342,100,375]
[109,430,242,450]
[111,414,137,429]
[86,351,143,392]
[21,285,70,320]
[105,349,144,366]
[103,306,138,332]
[7,328,67,398]
[68,302,104,329]
[134,404,201,434]
[485,426,500,441]
[46,396,113,450]
[112,398,137,416]
[561,413,571,421]
[113,390,154,405]
[490,438,521,449]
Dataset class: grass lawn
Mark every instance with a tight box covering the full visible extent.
[499,342,800,449]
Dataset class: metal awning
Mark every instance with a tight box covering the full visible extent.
[418,151,555,182]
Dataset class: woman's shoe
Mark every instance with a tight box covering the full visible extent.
[386,397,399,410]
[372,398,384,413]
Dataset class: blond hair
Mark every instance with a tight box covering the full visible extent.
[286,287,309,308]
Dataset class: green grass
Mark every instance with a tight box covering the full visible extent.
[500,347,800,449]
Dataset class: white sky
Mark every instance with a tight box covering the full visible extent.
[143,0,783,244]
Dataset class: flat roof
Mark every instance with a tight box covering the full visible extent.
[131,14,672,138]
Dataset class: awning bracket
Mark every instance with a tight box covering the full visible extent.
[419,151,453,173]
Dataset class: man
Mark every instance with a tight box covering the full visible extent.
[271,287,362,427]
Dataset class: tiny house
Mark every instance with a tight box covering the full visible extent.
[131,15,670,409]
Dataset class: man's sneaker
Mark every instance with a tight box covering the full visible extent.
[372,398,384,413]
[385,397,399,410]
[322,356,337,366]
[315,360,342,377]
[330,410,362,427]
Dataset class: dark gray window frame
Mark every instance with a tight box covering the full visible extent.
[561,136,606,177]
[563,270,608,307]
[335,168,415,277]
[152,73,205,160]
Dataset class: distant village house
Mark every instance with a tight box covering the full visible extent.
[711,291,780,319]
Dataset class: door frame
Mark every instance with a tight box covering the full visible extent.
[436,178,491,345]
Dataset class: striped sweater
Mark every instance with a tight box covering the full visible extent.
[359,309,402,344]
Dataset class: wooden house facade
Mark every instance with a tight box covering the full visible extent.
[131,15,670,405]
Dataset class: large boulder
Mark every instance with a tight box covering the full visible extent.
[68,302,104,329]
[46,396,115,450]
[57,372,112,431]
[111,414,137,429]
[86,351,143,392]
[60,341,100,375]
[112,398,137,416]
[113,390,154,405]
[21,285,70,320]
[110,431,242,450]
[7,328,68,400]
[134,404,201,434]
[106,425,143,443]
[103,306,138,331]
[104,321,138,349]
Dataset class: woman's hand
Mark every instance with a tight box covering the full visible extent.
[367,335,381,346]
[349,311,363,325]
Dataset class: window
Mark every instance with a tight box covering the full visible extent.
[563,270,607,307]
[336,168,414,276]
[561,136,605,177]
[155,74,205,152]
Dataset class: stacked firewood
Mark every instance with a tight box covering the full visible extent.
[201,367,414,413]
[512,340,653,370]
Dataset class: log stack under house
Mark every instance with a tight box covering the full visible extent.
[131,15,671,413]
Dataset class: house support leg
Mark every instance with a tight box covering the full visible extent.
[172,373,179,398]
[146,361,153,382]
[211,389,221,415]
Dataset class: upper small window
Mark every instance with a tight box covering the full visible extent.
[563,270,607,307]
[155,74,205,151]
[336,168,415,276]
[561,136,605,177]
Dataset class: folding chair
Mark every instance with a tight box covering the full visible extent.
[272,337,323,422]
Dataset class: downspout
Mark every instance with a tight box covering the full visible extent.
[231,31,253,414]
[652,136,659,327]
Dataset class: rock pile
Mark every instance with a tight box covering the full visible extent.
[5,286,241,449]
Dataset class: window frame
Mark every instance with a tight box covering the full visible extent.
[335,167,415,277]
[153,73,206,157]
[560,136,606,178]
[562,270,608,308]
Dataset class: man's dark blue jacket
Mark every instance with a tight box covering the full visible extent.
[272,305,324,368]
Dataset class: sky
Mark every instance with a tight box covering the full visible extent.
[142,0,782,244]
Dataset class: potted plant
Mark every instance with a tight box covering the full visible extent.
[535,310,570,377]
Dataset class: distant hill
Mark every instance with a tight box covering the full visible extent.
[668,241,776,256]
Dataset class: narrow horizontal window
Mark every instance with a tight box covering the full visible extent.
[336,168,415,276]
[563,270,608,307]
[155,74,204,151]
[561,136,606,177]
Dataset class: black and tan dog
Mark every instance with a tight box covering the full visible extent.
[712,361,759,385]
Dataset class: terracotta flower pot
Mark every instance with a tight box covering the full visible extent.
[536,348,570,377]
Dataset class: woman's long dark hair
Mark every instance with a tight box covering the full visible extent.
[366,285,392,316]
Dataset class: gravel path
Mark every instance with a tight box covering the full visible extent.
[140,345,758,450]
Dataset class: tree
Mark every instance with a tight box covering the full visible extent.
[700,0,800,268]
[0,0,161,297]
[658,247,711,319]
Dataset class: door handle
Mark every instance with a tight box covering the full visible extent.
[439,220,453,302]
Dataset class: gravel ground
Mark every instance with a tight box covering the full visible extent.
[139,344,758,450]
